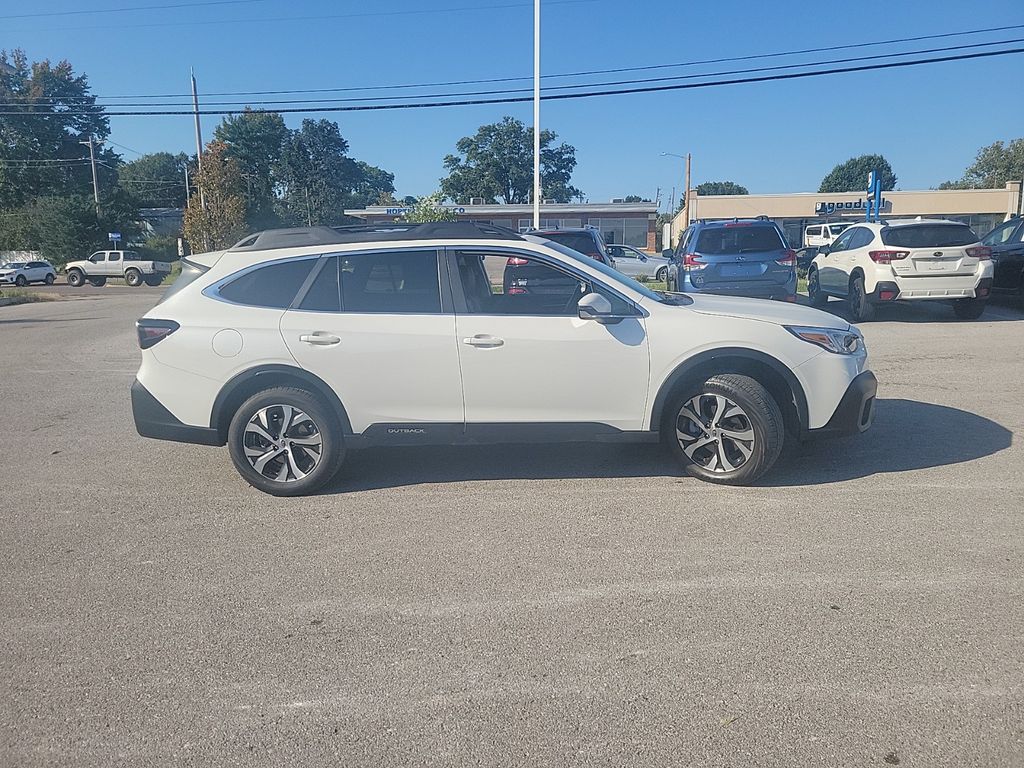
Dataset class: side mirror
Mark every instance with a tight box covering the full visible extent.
[578,292,635,325]
[662,248,674,259]
[639,254,648,262]
[820,245,831,256]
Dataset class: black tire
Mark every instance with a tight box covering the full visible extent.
[89,277,107,287]
[44,273,55,285]
[14,275,27,287]
[227,387,345,497]
[952,297,986,320]
[848,274,875,322]
[66,269,85,287]
[144,276,163,287]
[807,267,827,307]
[125,268,143,287]
[665,373,785,486]
[656,266,667,282]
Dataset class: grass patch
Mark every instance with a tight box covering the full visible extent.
[160,261,182,285]
[0,288,50,306]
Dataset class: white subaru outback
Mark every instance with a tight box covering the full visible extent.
[807,218,994,321]
[132,222,877,496]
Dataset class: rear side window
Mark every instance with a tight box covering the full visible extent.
[695,225,785,255]
[881,224,977,248]
[218,259,315,308]
[542,232,599,256]
[339,250,441,313]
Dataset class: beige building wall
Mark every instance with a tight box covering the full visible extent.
[671,181,1022,246]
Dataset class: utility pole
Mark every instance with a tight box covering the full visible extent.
[684,152,692,225]
[532,0,541,230]
[183,164,189,209]
[191,67,207,211]
[79,137,101,216]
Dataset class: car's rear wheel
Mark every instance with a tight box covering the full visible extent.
[666,374,784,486]
[848,275,875,322]
[44,273,55,285]
[227,387,345,497]
[656,266,667,282]
[807,267,827,306]
[952,297,986,320]
[144,276,163,287]
[14,275,27,287]
[125,268,143,287]
[66,269,85,287]
[89,277,107,287]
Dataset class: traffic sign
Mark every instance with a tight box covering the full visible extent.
[108,232,122,242]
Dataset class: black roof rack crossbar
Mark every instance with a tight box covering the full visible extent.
[229,221,525,251]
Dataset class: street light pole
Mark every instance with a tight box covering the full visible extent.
[532,0,541,230]
[661,151,692,223]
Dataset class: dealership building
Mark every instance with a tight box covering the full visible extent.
[670,181,1023,248]
[343,201,661,251]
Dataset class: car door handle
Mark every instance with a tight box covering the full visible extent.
[462,334,504,348]
[299,332,341,346]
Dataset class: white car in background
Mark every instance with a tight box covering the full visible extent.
[0,259,56,286]
[804,222,853,248]
[606,243,670,281]
[807,218,993,321]
[131,222,877,496]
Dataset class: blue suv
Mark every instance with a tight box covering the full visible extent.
[667,219,797,300]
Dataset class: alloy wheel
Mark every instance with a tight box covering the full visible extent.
[242,404,323,482]
[675,393,755,473]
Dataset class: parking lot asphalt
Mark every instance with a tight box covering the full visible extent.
[1,291,1022,767]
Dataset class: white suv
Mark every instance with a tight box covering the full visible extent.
[807,219,994,321]
[132,223,877,496]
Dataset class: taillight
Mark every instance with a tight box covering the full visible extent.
[966,246,991,261]
[589,252,606,264]
[506,256,529,266]
[868,250,910,264]
[682,253,706,270]
[507,286,527,295]
[776,249,797,267]
[136,319,179,349]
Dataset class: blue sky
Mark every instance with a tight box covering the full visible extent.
[7,0,1024,207]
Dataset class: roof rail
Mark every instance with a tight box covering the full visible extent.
[228,221,525,251]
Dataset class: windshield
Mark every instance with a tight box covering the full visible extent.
[881,224,977,248]
[536,239,691,305]
[828,224,851,236]
[2,262,27,269]
[695,225,785,254]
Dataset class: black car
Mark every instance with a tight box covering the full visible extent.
[981,217,1024,294]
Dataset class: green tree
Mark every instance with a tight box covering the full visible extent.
[183,141,247,251]
[440,116,581,204]
[695,181,749,196]
[400,191,457,223]
[214,109,289,229]
[351,161,396,208]
[939,138,1024,189]
[276,118,360,226]
[119,152,190,207]
[622,194,652,203]
[0,49,119,209]
[819,154,896,193]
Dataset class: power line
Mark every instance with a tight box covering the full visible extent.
[0,0,267,20]
[0,46,1020,117]
[11,22,1024,102]
[8,37,1018,109]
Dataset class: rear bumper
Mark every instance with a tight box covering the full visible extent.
[131,379,222,446]
[808,370,877,438]
[880,263,994,301]
[679,272,797,299]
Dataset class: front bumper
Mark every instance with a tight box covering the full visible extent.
[0,275,17,283]
[808,370,877,438]
[131,379,222,446]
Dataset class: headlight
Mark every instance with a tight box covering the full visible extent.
[785,325,862,355]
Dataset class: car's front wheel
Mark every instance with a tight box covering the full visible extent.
[66,269,85,287]
[14,275,27,287]
[227,387,345,497]
[952,297,986,320]
[666,374,784,485]
[807,267,827,306]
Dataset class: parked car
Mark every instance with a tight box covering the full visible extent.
[531,227,615,266]
[666,219,797,301]
[807,218,993,321]
[606,243,670,281]
[132,222,876,496]
[795,246,821,271]
[64,250,171,287]
[0,259,56,286]
[979,216,1024,295]
[805,222,853,248]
